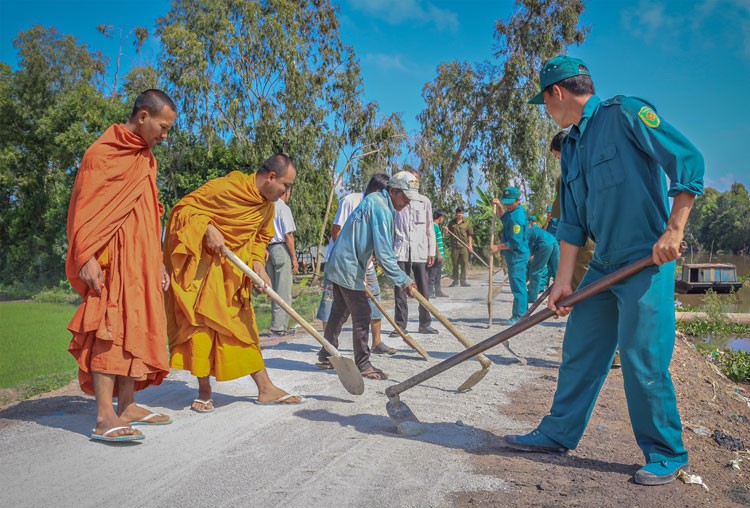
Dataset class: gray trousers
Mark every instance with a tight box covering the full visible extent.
[266,243,293,331]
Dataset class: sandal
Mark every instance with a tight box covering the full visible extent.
[361,367,388,380]
[372,342,397,355]
[315,359,334,370]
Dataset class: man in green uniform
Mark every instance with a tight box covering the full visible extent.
[505,55,704,486]
[447,207,473,287]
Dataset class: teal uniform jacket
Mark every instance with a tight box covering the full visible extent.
[539,95,704,465]
[500,206,529,320]
[526,226,559,301]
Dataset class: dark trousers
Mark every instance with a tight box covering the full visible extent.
[393,260,431,330]
[452,248,469,283]
[428,259,443,296]
[319,283,372,372]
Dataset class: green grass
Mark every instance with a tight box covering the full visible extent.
[0,302,78,390]
[252,284,322,331]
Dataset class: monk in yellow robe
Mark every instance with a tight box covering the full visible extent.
[164,154,304,411]
[66,90,176,442]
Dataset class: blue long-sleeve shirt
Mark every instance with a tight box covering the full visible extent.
[526,225,557,254]
[500,206,529,255]
[558,95,704,265]
[326,189,412,291]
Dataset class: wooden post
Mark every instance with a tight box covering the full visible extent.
[488,203,497,327]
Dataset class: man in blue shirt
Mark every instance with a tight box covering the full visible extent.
[317,171,418,380]
[525,225,559,302]
[492,187,529,325]
[505,55,704,486]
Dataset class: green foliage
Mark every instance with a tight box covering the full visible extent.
[676,290,750,336]
[31,280,81,305]
[417,0,588,212]
[714,349,750,384]
[684,184,750,254]
[0,302,78,388]
[251,283,320,332]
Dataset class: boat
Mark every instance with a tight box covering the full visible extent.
[675,263,744,294]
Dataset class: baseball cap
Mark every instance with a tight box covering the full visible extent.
[388,170,420,200]
[528,55,591,105]
[529,215,537,222]
[500,186,521,205]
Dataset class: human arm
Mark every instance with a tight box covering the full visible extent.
[371,206,413,290]
[546,241,580,317]
[652,192,694,265]
[285,232,299,274]
[425,199,435,267]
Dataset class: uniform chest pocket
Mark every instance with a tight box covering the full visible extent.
[589,144,624,191]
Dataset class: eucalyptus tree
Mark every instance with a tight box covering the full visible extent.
[157,0,397,250]
[418,0,587,212]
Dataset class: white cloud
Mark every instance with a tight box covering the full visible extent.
[347,0,459,31]
[621,0,750,57]
[364,52,407,71]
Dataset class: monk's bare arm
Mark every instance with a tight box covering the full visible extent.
[79,257,104,296]
[204,224,225,254]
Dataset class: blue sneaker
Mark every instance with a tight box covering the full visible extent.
[504,429,568,455]
[502,318,519,326]
[633,461,689,486]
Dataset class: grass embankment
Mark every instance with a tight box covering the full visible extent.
[678,288,750,383]
[0,283,322,406]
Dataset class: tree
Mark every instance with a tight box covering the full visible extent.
[0,26,127,286]
[418,0,587,211]
[157,0,392,251]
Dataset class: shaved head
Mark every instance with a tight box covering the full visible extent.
[130,89,177,120]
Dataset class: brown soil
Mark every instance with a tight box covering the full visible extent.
[453,334,750,507]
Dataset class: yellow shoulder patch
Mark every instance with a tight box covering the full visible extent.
[513,224,521,234]
[638,106,660,128]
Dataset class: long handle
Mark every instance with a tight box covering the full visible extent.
[445,228,489,268]
[386,254,655,399]
[411,289,492,369]
[222,247,341,358]
[364,287,430,360]
[521,285,553,321]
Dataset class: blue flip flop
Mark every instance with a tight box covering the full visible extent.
[90,426,145,442]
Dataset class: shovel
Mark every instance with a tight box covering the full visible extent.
[364,287,431,360]
[222,247,364,396]
[411,289,492,391]
[386,254,656,426]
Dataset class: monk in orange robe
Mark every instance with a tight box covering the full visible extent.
[66,90,176,442]
[164,154,304,411]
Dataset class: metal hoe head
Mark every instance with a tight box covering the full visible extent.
[386,393,420,425]
[456,365,490,392]
[328,355,365,395]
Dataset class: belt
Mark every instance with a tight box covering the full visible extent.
[269,242,285,246]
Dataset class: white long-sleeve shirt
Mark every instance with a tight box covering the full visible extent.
[393,194,435,263]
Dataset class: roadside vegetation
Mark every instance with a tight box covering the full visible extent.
[679,289,750,383]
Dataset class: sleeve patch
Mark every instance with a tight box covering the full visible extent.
[513,224,521,234]
[638,106,661,128]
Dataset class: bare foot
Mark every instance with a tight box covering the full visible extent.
[256,385,303,404]
[192,378,214,412]
[118,403,171,424]
[93,414,142,438]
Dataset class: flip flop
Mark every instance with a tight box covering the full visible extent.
[90,426,144,442]
[130,413,172,426]
[315,360,334,370]
[254,394,306,405]
[191,399,215,413]
[372,342,397,355]
[361,367,388,380]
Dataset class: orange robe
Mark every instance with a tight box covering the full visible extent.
[66,124,169,395]
[164,171,275,381]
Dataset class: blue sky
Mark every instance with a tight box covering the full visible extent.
[1,0,748,192]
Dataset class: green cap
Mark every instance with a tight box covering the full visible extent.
[528,55,591,105]
[500,186,521,205]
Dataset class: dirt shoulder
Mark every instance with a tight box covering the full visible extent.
[454,333,750,507]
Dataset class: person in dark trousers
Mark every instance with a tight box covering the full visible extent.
[447,207,473,287]
[428,209,448,298]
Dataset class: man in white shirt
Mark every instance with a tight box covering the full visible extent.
[316,173,397,355]
[391,166,438,336]
[267,187,299,335]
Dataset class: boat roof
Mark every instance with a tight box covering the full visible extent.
[682,263,736,269]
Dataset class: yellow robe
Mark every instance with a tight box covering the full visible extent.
[164,171,275,380]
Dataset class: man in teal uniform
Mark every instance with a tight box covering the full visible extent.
[492,187,529,325]
[525,225,559,301]
[504,55,704,486]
